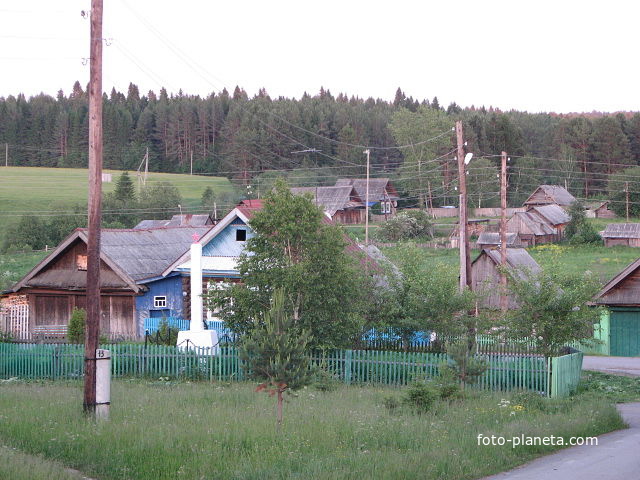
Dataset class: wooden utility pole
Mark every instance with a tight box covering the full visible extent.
[4,143,7,167]
[499,151,508,312]
[364,149,370,245]
[84,0,103,415]
[190,149,193,175]
[625,181,630,222]
[456,121,471,291]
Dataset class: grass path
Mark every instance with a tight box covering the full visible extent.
[0,444,94,480]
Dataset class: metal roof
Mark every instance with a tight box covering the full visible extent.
[602,223,640,239]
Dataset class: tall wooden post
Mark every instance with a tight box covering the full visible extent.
[625,181,630,222]
[456,121,471,291]
[364,149,370,245]
[84,0,103,415]
[499,151,508,312]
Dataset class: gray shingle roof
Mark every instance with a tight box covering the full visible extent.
[513,212,555,236]
[290,186,363,216]
[477,232,521,246]
[524,185,576,206]
[334,178,399,202]
[134,214,212,229]
[530,204,571,226]
[99,226,212,281]
[602,223,640,239]
[483,248,542,279]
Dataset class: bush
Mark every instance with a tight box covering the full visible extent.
[148,319,179,346]
[67,307,86,344]
[376,212,433,242]
[312,367,340,392]
[382,395,400,412]
[402,381,438,413]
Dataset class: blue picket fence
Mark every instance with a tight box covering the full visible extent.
[143,318,235,340]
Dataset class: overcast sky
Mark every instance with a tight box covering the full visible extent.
[1,0,637,113]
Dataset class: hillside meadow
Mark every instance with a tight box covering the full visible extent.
[0,166,235,242]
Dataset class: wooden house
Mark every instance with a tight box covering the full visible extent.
[334,178,400,217]
[592,258,640,356]
[505,211,556,246]
[527,204,571,236]
[290,185,365,224]
[602,224,640,247]
[471,248,541,309]
[2,226,211,341]
[523,185,576,207]
[476,232,523,250]
[585,201,615,219]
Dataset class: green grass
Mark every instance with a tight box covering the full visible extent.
[0,250,48,290]
[0,166,234,242]
[0,378,628,480]
[0,445,87,480]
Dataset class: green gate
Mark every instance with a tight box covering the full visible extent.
[610,308,640,357]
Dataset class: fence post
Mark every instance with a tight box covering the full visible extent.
[344,349,352,385]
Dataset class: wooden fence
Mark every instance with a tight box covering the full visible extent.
[0,343,581,397]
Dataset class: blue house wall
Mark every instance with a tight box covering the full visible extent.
[136,274,185,336]
[202,218,254,257]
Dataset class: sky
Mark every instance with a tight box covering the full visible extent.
[0,0,637,114]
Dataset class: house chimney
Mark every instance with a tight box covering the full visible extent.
[190,233,203,332]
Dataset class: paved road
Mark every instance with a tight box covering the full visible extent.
[482,356,640,480]
[583,355,640,377]
[482,403,640,480]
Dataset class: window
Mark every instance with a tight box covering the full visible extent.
[76,255,87,271]
[235,228,247,241]
[153,296,167,308]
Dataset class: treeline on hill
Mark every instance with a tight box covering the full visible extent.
[2,82,640,209]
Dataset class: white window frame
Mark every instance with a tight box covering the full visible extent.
[153,296,167,308]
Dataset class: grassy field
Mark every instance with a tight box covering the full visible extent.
[0,166,235,240]
[381,243,639,284]
[0,445,87,480]
[0,377,630,480]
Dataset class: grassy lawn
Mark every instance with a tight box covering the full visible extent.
[0,166,234,243]
[0,445,88,480]
[0,250,48,291]
[0,377,632,480]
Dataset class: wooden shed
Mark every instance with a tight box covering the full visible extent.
[290,185,365,224]
[523,185,576,207]
[506,211,556,246]
[585,201,615,219]
[602,223,640,247]
[527,204,571,236]
[471,248,541,309]
[335,178,400,217]
[593,257,640,356]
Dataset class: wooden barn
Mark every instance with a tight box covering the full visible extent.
[471,248,541,309]
[585,201,615,219]
[476,232,523,250]
[523,185,576,207]
[527,204,571,236]
[2,226,210,341]
[334,178,400,217]
[290,185,365,224]
[602,223,640,247]
[506,211,556,246]
[592,257,640,356]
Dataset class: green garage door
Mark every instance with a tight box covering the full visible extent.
[610,309,640,357]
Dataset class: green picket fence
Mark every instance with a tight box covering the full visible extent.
[0,343,579,397]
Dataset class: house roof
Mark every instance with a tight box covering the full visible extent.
[512,212,555,236]
[523,185,576,206]
[602,223,640,239]
[334,178,399,202]
[290,186,363,216]
[477,232,520,246]
[134,214,213,229]
[593,256,640,305]
[473,248,541,280]
[11,226,212,292]
[530,204,571,226]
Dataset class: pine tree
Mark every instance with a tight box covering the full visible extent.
[239,289,313,428]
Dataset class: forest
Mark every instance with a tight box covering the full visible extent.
[2,82,640,209]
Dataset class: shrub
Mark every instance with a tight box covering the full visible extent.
[67,307,86,344]
[313,367,340,392]
[382,395,400,412]
[148,319,179,346]
[402,381,438,413]
[443,341,488,390]
[376,212,433,242]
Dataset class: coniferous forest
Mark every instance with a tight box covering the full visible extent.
[2,81,640,209]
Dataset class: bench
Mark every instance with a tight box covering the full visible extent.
[32,325,68,343]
